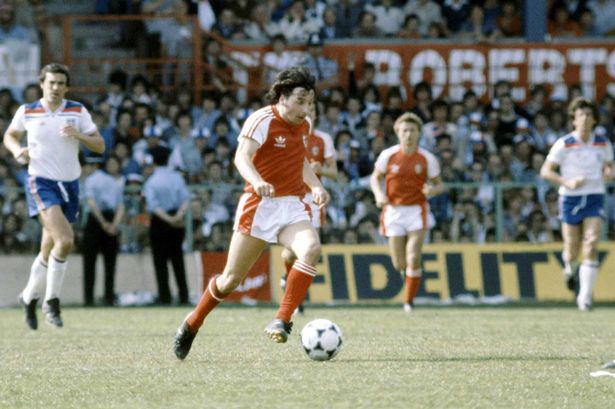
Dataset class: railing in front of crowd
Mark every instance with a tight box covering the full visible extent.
[1,181,613,255]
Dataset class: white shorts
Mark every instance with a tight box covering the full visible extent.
[304,192,325,229]
[380,203,435,237]
[234,193,312,243]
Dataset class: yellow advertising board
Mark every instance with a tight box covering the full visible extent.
[270,243,614,303]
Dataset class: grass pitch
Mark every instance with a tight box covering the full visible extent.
[1,305,615,409]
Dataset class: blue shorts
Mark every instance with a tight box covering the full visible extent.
[25,175,80,223]
[559,194,604,225]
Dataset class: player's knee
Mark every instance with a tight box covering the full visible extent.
[55,234,74,254]
[408,254,421,269]
[281,247,296,264]
[301,241,321,265]
[217,272,242,293]
[392,259,406,271]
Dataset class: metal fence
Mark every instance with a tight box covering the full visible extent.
[3,180,613,255]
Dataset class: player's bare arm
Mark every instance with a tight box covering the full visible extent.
[540,159,585,189]
[422,175,444,197]
[603,162,614,182]
[234,136,275,197]
[3,128,29,164]
[369,169,388,208]
[303,158,329,207]
[62,127,105,154]
[312,157,337,179]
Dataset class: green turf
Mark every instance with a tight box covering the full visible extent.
[1,305,615,409]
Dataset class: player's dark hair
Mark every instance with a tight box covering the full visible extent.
[39,63,71,86]
[265,66,315,103]
[567,97,598,123]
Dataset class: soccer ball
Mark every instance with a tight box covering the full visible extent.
[300,319,343,361]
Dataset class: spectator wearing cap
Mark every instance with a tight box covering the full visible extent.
[132,121,167,168]
[302,33,339,94]
[344,139,363,180]
[82,155,125,306]
[143,146,190,305]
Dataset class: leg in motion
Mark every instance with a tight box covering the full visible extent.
[174,232,267,359]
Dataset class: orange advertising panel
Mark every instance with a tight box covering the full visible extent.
[199,251,271,303]
[228,42,615,104]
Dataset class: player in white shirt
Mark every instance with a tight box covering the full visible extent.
[3,63,105,329]
[540,97,614,311]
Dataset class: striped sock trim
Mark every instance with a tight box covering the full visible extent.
[582,260,599,268]
[406,268,422,278]
[208,277,224,302]
[293,260,317,277]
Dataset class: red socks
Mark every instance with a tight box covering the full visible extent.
[404,269,422,304]
[276,260,316,322]
[186,274,226,332]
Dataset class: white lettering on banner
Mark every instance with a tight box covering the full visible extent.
[226,44,615,103]
[489,49,525,100]
[567,48,607,100]
[408,49,447,97]
[528,49,567,100]
[448,49,486,101]
[365,49,402,86]
[235,273,267,292]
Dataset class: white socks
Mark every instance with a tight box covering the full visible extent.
[45,256,68,301]
[21,256,48,303]
[577,260,598,308]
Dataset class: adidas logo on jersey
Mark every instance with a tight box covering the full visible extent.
[391,164,400,173]
[274,135,286,148]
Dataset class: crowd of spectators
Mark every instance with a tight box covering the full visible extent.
[3,0,615,255]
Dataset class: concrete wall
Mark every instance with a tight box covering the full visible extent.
[0,252,203,308]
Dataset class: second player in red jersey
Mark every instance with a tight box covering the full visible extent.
[370,112,444,313]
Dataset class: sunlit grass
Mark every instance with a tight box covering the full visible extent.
[1,305,614,409]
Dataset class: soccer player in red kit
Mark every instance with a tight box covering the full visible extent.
[173,66,330,359]
[370,112,443,313]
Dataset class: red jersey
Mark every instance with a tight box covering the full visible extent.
[306,128,336,164]
[239,105,310,197]
[374,145,440,205]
